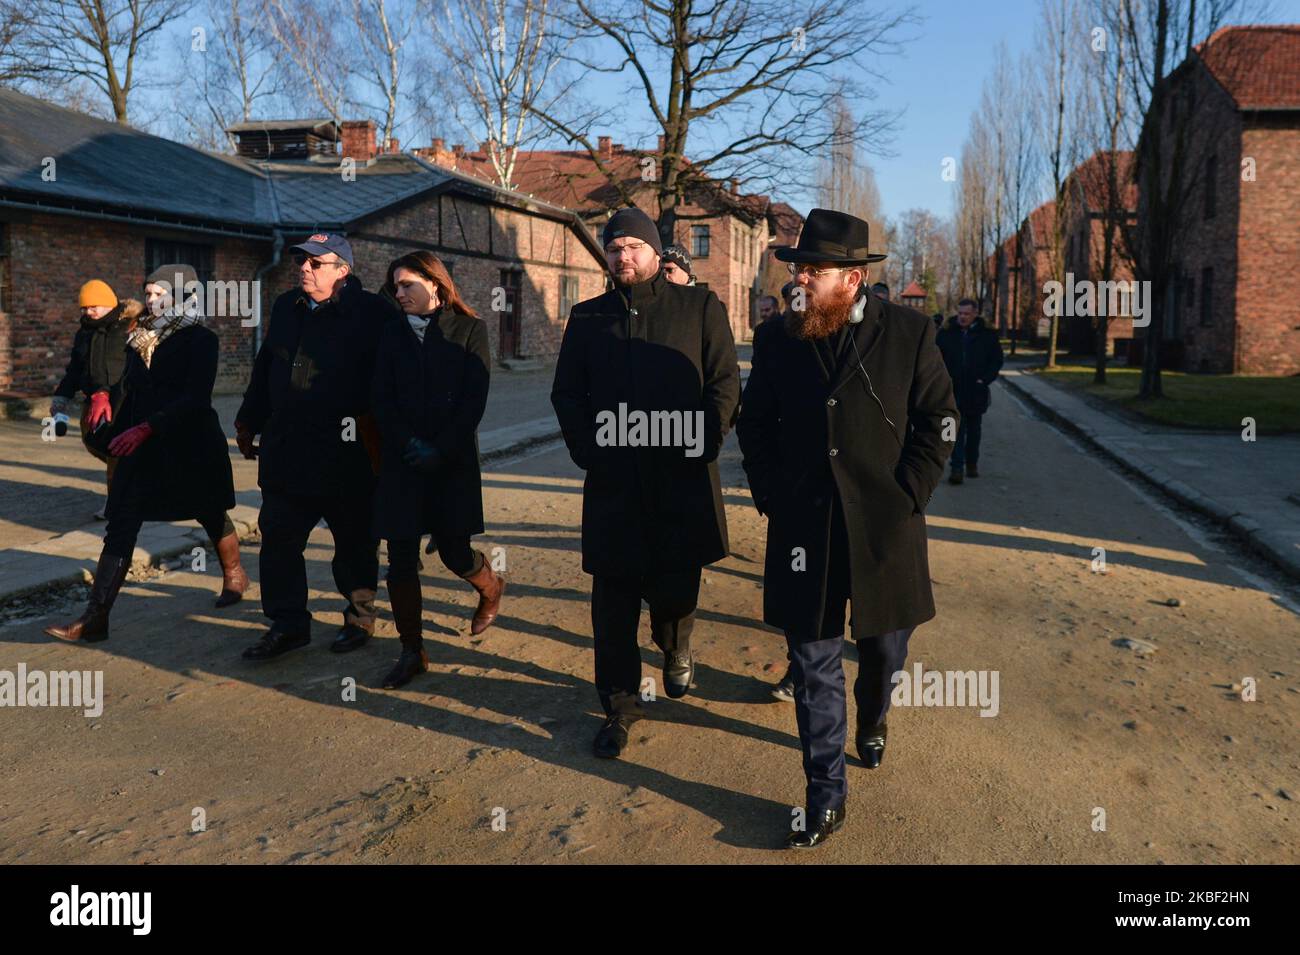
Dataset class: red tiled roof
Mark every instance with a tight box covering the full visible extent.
[900,281,927,299]
[424,142,772,222]
[1070,150,1137,211]
[1195,25,1300,110]
[1025,200,1057,247]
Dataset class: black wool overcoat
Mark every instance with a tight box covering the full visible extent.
[371,309,490,542]
[551,273,741,577]
[736,293,958,639]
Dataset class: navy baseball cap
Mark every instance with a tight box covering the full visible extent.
[290,232,354,269]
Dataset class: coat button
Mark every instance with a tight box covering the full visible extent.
[827,398,837,406]
[828,448,838,457]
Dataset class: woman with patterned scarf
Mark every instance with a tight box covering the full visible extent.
[45,264,247,643]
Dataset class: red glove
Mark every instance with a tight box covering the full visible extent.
[87,390,112,429]
[108,422,153,457]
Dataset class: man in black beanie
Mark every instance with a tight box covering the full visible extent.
[552,206,740,758]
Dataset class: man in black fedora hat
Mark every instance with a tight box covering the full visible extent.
[737,208,957,848]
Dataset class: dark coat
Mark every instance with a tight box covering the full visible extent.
[236,276,397,497]
[551,272,740,577]
[54,299,140,400]
[371,309,490,542]
[736,293,958,639]
[108,324,236,522]
[935,316,1004,415]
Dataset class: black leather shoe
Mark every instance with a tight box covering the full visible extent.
[948,469,964,485]
[330,622,372,654]
[663,650,693,699]
[381,648,428,689]
[788,804,847,848]
[593,715,633,759]
[242,628,310,661]
[856,718,887,768]
[967,463,980,478]
[771,667,795,702]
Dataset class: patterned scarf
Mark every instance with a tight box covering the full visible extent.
[127,298,202,368]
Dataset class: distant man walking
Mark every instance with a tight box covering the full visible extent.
[935,298,1003,483]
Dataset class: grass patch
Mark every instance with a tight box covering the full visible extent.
[1035,362,1300,432]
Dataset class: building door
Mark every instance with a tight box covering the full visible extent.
[498,268,523,359]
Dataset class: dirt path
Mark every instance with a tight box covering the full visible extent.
[2,388,1297,863]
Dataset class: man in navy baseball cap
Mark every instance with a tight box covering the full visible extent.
[289,232,354,270]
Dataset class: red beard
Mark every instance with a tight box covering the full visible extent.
[785,281,857,340]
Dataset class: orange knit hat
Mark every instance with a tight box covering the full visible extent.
[78,280,118,309]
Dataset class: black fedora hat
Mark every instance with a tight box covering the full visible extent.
[774,208,887,265]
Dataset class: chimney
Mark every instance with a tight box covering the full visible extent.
[384,137,400,154]
[598,135,612,161]
[452,144,464,157]
[341,119,377,162]
[432,137,445,151]
[729,178,738,195]
[657,134,665,154]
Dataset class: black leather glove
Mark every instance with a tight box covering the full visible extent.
[402,437,442,473]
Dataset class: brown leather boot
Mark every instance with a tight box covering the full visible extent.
[44,552,130,643]
[213,531,248,608]
[461,550,504,635]
[381,576,427,689]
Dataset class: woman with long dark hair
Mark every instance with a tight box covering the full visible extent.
[373,251,503,688]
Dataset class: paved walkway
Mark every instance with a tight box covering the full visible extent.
[0,365,562,605]
[1002,363,1300,582]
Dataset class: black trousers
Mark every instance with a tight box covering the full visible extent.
[950,411,983,470]
[385,535,477,582]
[257,489,378,635]
[785,490,914,813]
[591,567,701,717]
[103,468,233,560]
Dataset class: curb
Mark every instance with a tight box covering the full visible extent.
[1002,372,1300,584]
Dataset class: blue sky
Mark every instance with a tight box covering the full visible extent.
[853,0,1300,222]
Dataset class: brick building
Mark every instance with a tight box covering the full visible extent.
[0,91,607,400]
[1060,150,1138,359]
[1138,24,1300,375]
[1013,200,1058,346]
[413,137,802,343]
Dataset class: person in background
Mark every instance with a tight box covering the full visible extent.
[936,298,1004,484]
[757,295,780,325]
[51,280,140,520]
[870,281,890,303]
[371,251,503,689]
[933,312,944,330]
[660,244,695,286]
[44,264,245,642]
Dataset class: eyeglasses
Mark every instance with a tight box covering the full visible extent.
[605,242,649,256]
[295,254,343,270]
[787,263,850,278]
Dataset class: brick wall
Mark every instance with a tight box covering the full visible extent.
[0,211,264,397]
[1235,117,1300,375]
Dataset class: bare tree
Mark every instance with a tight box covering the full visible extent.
[265,0,354,125]
[530,0,919,244]
[11,0,194,123]
[815,94,885,245]
[180,0,285,150]
[352,0,414,145]
[424,0,564,188]
[1107,0,1255,398]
